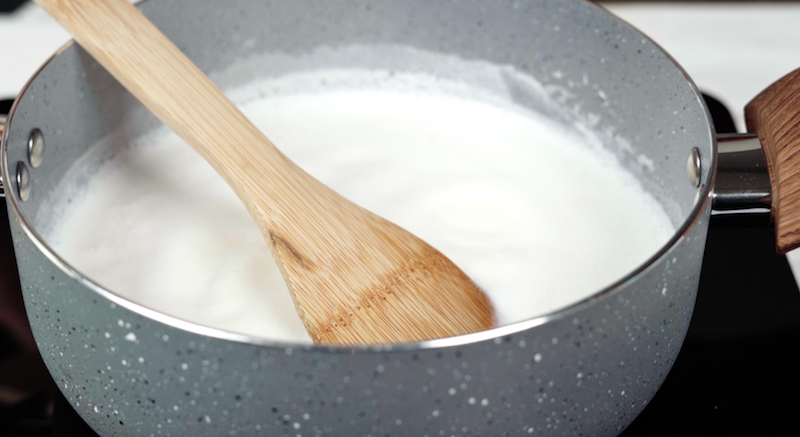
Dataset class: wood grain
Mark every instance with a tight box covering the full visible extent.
[33,0,494,344]
[746,67,800,254]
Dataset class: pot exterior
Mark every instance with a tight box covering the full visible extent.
[2,0,715,435]
[9,204,709,437]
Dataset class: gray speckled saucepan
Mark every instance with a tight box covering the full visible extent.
[0,0,728,436]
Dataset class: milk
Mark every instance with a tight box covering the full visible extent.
[47,69,674,344]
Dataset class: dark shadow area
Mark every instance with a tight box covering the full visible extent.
[0,0,26,14]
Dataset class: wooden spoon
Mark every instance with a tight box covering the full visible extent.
[34,0,495,345]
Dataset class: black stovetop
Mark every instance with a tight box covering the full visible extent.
[1,91,799,436]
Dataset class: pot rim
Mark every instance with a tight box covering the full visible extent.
[0,2,717,353]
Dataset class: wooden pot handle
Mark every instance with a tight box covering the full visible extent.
[745,68,800,254]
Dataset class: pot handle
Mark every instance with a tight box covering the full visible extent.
[745,68,800,254]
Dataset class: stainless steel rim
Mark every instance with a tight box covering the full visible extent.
[0,6,717,353]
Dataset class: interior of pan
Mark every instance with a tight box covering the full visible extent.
[1,0,714,347]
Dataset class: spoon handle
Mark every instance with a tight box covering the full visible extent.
[33,0,306,224]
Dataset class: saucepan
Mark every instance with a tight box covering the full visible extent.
[0,0,795,435]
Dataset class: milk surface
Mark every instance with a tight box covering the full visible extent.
[48,70,674,344]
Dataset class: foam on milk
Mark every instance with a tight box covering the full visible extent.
[47,69,674,344]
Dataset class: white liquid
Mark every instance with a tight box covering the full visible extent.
[48,70,674,344]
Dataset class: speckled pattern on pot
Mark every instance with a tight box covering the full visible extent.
[1,0,714,436]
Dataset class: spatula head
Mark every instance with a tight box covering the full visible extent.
[269,210,496,345]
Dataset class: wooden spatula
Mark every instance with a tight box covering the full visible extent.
[34,0,495,344]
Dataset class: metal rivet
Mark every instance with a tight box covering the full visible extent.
[16,161,30,202]
[28,128,45,168]
[687,147,701,188]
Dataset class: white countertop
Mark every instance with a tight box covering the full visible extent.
[3,1,800,278]
[605,2,800,132]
